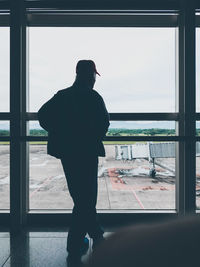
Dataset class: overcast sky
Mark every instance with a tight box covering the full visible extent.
[28,27,176,113]
[1,27,200,128]
[0,28,9,111]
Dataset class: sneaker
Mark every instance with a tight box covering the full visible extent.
[67,237,89,255]
[80,237,89,256]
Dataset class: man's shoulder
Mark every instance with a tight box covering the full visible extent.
[55,87,103,102]
[56,86,73,96]
[91,89,104,102]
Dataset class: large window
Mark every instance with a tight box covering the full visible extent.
[28,25,177,210]
[0,2,199,226]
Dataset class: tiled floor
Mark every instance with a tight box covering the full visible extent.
[0,230,99,267]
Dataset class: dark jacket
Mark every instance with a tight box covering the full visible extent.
[38,84,110,158]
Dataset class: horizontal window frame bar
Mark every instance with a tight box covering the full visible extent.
[0,113,200,121]
[25,135,182,141]
[27,13,178,27]
[26,212,180,228]
[28,209,177,214]
[2,136,199,141]
[109,113,179,120]
[0,14,199,27]
[25,1,180,11]
[27,10,179,15]
[0,213,10,226]
[196,15,200,26]
[1,1,199,12]
[0,137,10,141]
[0,113,11,120]
[0,112,199,122]
[196,113,200,120]
[0,13,9,26]
[26,112,180,121]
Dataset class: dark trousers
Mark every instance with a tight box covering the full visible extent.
[61,155,104,254]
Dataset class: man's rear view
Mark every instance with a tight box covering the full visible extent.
[38,60,110,266]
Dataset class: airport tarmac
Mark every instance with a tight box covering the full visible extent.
[0,144,200,210]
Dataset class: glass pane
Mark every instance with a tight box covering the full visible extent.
[196,121,200,136]
[29,143,71,209]
[0,231,10,267]
[0,27,9,112]
[29,141,175,210]
[108,121,176,136]
[28,121,47,136]
[196,142,200,209]
[197,28,200,112]
[0,121,9,136]
[0,142,10,209]
[29,27,175,113]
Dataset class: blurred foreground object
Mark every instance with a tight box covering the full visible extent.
[86,216,200,267]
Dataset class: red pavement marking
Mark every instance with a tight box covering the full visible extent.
[130,187,145,209]
[29,167,175,200]
[108,168,145,209]
[107,168,174,191]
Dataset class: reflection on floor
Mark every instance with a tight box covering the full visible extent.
[0,230,104,267]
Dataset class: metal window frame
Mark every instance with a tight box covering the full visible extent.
[27,13,178,27]
[25,0,181,12]
[0,0,199,228]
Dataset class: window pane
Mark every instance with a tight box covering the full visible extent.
[0,232,10,267]
[196,142,200,209]
[0,27,9,112]
[29,27,176,113]
[28,121,47,136]
[0,142,10,209]
[108,121,176,136]
[29,142,175,210]
[29,143,71,209]
[196,28,200,112]
[196,121,200,136]
[0,121,9,136]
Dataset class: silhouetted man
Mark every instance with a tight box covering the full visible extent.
[38,60,110,266]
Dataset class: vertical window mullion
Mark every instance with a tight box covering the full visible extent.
[184,0,196,214]
[21,20,29,222]
[176,8,185,215]
[10,0,26,230]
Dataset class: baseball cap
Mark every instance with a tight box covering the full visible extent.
[76,60,100,76]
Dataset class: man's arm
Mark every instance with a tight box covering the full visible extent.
[38,93,60,132]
